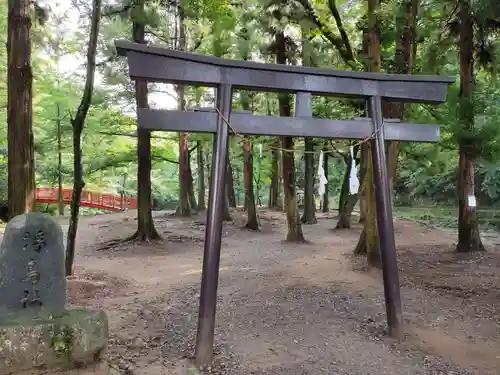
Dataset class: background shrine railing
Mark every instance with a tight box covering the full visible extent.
[36,187,137,211]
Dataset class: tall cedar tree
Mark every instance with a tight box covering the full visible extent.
[226,161,237,208]
[336,146,360,229]
[268,137,282,209]
[187,148,197,211]
[456,0,484,252]
[238,24,260,230]
[353,0,382,266]
[65,0,102,275]
[177,5,192,216]
[385,0,418,189]
[321,142,329,212]
[297,0,360,226]
[300,31,317,225]
[354,0,418,265]
[7,0,36,219]
[241,93,260,230]
[275,31,306,242]
[196,140,206,210]
[132,0,161,240]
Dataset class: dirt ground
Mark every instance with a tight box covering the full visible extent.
[62,209,500,375]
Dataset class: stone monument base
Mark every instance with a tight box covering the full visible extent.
[0,309,109,375]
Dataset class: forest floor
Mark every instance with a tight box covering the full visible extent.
[57,209,500,375]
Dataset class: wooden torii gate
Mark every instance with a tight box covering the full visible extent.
[115,40,455,368]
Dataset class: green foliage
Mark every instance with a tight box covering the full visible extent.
[2,0,500,229]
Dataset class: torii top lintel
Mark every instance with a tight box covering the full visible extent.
[115,40,455,104]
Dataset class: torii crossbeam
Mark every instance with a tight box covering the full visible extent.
[115,39,455,369]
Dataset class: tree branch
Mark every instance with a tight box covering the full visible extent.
[153,155,179,164]
[295,0,356,67]
[149,88,178,101]
[145,28,172,45]
[102,4,131,18]
[96,55,117,67]
[328,140,349,161]
[327,0,355,63]
[73,0,100,130]
[188,144,198,154]
[66,108,74,122]
[421,105,445,122]
[190,32,205,52]
[86,150,179,175]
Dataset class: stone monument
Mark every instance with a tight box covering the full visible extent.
[0,212,111,375]
[0,212,65,317]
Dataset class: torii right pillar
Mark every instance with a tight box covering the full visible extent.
[368,95,402,338]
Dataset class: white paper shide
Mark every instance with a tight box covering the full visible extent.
[348,146,359,195]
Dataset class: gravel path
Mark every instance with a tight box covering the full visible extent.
[66,209,500,375]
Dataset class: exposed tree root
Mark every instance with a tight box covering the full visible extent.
[455,243,486,253]
[96,229,162,251]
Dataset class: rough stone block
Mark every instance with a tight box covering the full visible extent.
[0,309,108,374]
[0,212,65,318]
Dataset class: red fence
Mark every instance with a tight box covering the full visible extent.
[36,188,137,212]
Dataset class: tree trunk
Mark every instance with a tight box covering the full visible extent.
[336,154,350,226]
[240,91,259,229]
[206,148,211,183]
[220,155,232,222]
[358,144,368,223]
[358,0,417,233]
[57,103,64,216]
[130,0,160,241]
[120,174,127,208]
[385,0,418,193]
[279,146,285,209]
[7,0,36,219]
[354,142,379,266]
[223,193,232,221]
[301,138,317,224]
[226,159,237,208]
[275,30,305,242]
[365,141,382,266]
[268,138,281,209]
[243,137,259,230]
[187,149,197,211]
[337,195,358,229]
[235,166,240,208]
[267,92,281,210]
[355,0,381,267]
[66,128,85,277]
[336,148,359,229]
[282,134,305,242]
[255,159,262,207]
[358,32,370,224]
[136,127,159,239]
[243,191,248,211]
[175,5,191,216]
[65,0,101,276]
[177,131,191,216]
[196,140,206,210]
[456,0,484,252]
[354,226,367,255]
[299,29,317,225]
[322,143,329,213]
